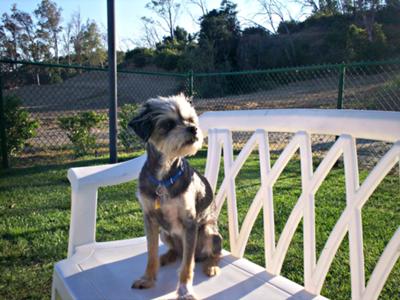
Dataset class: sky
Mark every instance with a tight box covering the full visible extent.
[0,0,308,51]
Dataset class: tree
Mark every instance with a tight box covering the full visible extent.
[255,0,297,64]
[70,10,84,64]
[62,20,72,64]
[356,0,382,41]
[296,0,340,14]
[187,0,209,16]
[0,10,19,62]
[145,0,181,39]
[2,5,46,84]
[138,16,162,48]
[237,27,270,69]
[186,0,209,25]
[34,0,62,63]
[81,20,107,66]
[13,8,39,61]
[198,0,241,71]
[346,22,387,60]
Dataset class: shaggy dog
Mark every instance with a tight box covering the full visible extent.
[129,94,222,299]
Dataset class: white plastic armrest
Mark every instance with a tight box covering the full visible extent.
[67,154,147,189]
[67,154,147,257]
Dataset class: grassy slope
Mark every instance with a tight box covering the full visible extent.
[0,150,399,299]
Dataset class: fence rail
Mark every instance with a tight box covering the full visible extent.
[1,58,399,168]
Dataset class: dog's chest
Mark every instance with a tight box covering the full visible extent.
[158,198,184,235]
[143,187,197,236]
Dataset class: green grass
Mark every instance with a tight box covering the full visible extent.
[1,150,399,299]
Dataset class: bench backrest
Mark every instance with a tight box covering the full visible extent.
[199,109,400,300]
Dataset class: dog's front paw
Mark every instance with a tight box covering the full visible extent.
[203,265,220,277]
[176,284,197,300]
[131,277,155,289]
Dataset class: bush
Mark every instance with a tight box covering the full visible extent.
[346,23,388,61]
[154,48,181,71]
[118,104,141,151]
[0,95,39,157]
[58,111,106,156]
[125,48,155,68]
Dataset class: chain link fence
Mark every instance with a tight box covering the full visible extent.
[0,60,188,166]
[192,60,400,169]
[1,59,399,168]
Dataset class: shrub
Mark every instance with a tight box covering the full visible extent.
[154,48,181,71]
[0,95,39,156]
[125,48,155,68]
[118,104,141,151]
[346,23,388,61]
[58,111,106,156]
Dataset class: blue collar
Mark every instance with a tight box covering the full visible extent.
[148,164,185,188]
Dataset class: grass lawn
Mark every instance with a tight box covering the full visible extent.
[0,150,399,299]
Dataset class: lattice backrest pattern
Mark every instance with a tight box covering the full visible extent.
[201,110,400,300]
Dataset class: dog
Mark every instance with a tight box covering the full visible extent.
[129,94,222,299]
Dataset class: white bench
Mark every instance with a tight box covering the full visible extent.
[52,109,400,300]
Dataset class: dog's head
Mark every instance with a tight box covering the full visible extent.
[129,94,203,158]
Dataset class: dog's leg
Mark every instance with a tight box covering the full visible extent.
[160,231,179,266]
[196,224,222,277]
[177,218,198,300]
[160,249,178,266]
[132,213,159,289]
[203,254,221,277]
[202,233,222,276]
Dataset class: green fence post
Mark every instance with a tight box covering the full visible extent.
[188,70,194,97]
[0,72,9,169]
[337,63,346,109]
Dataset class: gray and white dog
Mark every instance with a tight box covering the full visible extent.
[129,94,222,299]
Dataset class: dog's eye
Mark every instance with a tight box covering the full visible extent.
[163,120,176,131]
[187,117,194,124]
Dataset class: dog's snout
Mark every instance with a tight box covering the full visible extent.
[187,126,197,135]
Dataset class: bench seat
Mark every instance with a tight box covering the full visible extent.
[53,237,325,300]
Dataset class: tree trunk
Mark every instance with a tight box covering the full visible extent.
[357,0,375,42]
[282,22,296,65]
[168,9,174,39]
[35,72,40,86]
[363,11,375,42]
[54,32,59,63]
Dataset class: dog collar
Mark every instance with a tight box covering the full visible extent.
[148,164,185,188]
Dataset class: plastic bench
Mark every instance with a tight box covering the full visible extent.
[52,109,400,300]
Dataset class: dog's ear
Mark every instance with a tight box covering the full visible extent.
[128,107,154,142]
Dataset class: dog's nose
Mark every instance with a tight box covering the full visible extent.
[187,126,197,135]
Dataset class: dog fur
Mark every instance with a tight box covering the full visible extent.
[129,94,222,300]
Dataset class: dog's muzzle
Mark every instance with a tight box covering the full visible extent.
[185,126,199,144]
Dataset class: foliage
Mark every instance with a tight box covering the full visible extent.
[154,48,181,70]
[125,48,155,68]
[0,95,39,156]
[198,0,240,71]
[145,0,181,39]
[118,104,141,151]
[0,1,107,68]
[58,111,106,156]
[80,21,107,66]
[34,0,62,62]
[346,23,388,61]
[237,27,270,70]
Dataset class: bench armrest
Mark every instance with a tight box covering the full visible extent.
[67,154,146,257]
[68,154,147,189]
